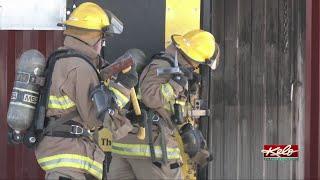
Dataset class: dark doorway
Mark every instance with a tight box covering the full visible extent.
[69,0,165,61]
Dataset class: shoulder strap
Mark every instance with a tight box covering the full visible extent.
[47,49,101,81]
[34,49,101,131]
[139,52,176,90]
[151,52,175,67]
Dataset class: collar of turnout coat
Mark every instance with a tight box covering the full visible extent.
[63,36,100,67]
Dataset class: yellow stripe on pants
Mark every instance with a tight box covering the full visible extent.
[37,154,103,180]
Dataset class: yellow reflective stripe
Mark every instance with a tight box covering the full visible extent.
[109,86,129,108]
[160,84,187,112]
[175,99,186,106]
[41,162,102,180]
[112,142,181,160]
[161,83,176,111]
[137,88,142,100]
[37,154,103,180]
[175,99,186,114]
[37,154,102,167]
[161,83,176,101]
[48,95,75,110]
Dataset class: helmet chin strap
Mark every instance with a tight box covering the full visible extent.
[177,49,199,71]
[94,36,104,72]
[98,36,111,71]
[174,51,179,67]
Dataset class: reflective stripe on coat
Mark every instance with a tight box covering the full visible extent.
[112,142,181,160]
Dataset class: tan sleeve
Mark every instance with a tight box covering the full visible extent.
[61,63,101,129]
[105,82,133,139]
[140,60,179,109]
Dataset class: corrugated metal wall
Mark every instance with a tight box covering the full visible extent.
[0,31,63,179]
[200,0,306,179]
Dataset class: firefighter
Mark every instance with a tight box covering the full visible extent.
[109,29,219,179]
[35,2,137,180]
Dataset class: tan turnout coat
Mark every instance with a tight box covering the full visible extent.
[35,36,130,179]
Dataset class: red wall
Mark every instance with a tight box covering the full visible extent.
[0,31,63,179]
[306,0,320,179]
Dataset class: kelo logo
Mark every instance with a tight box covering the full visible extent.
[23,94,38,104]
[261,145,299,161]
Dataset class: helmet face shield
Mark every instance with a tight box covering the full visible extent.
[206,43,221,70]
[105,10,124,35]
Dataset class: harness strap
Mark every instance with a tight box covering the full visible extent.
[44,111,92,138]
[153,161,181,169]
[156,119,168,164]
[103,152,112,180]
[35,48,101,132]
[146,110,168,164]
[152,52,175,67]
[146,110,156,162]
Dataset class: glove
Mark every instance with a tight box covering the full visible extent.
[171,67,193,91]
[189,72,201,95]
[191,149,213,168]
[180,67,193,79]
[115,68,138,89]
[172,75,188,90]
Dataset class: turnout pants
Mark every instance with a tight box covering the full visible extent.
[45,169,96,180]
[108,156,182,180]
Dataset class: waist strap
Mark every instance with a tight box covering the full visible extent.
[44,111,92,138]
[153,162,181,169]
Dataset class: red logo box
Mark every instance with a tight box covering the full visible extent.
[261,145,299,160]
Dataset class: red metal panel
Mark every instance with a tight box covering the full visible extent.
[306,0,320,179]
[0,30,63,180]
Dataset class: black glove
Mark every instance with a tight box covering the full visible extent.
[189,72,201,95]
[171,67,193,90]
[172,75,188,90]
[180,67,193,80]
[115,68,138,89]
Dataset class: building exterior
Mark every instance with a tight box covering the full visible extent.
[0,0,318,179]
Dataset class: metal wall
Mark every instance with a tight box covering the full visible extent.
[0,31,64,179]
[305,0,320,179]
[200,0,306,179]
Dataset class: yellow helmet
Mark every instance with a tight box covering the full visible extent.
[64,2,109,31]
[172,30,220,70]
